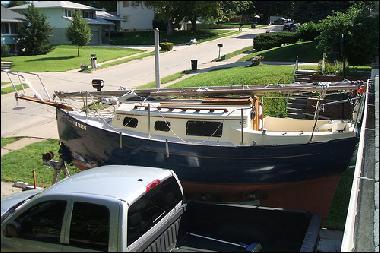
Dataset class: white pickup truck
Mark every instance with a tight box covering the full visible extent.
[1,165,321,252]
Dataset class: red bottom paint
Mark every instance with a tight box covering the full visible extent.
[182,175,341,220]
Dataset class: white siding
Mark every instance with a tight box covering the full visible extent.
[117,1,154,31]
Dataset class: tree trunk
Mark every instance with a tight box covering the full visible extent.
[77,46,79,57]
[191,16,197,32]
[166,20,174,35]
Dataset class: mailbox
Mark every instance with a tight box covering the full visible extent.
[218,43,223,47]
[92,79,104,91]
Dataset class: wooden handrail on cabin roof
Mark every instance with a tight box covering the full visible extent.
[133,105,229,113]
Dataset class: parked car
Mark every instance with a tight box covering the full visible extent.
[283,22,300,32]
[1,165,321,252]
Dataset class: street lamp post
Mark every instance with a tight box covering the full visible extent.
[155,28,161,89]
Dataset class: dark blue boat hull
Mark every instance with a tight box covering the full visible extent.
[57,108,357,185]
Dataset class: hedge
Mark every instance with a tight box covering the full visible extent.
[159,42,174,51]
[254,32,300,51]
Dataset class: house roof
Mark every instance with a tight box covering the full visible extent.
[9,1,98,10]
[63,16,115,26]
[1,5,26,22]
[95,10,124,21]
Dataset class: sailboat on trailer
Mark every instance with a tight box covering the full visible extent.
[16,80,366,219]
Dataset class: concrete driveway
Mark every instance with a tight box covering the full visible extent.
[1,26,271,139]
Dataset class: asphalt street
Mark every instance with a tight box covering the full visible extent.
[1,26,280,139]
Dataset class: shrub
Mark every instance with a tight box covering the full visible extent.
[159,42,174,51]
[254,32,300,51]
[1,44,10,57]
[17,4,52,55]
[297,21,321,41]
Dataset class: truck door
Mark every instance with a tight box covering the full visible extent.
[61,198,120,252]
[1,200,67,252]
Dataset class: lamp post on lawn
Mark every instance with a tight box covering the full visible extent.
[155,28,161,89]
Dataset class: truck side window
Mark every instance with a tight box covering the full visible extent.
[11,200,66,243]
[127,176,182,246]
[68,202,110,251]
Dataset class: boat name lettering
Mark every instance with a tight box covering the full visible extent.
[70,119,87,130]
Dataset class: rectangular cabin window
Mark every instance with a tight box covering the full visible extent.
[123,117,138,128]
[155,121,170,132]
[186,121,223,137]
[123,1,129,7]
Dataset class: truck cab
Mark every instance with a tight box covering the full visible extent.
[1,165,183,252]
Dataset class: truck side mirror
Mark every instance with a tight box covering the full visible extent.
[4,223,19,238]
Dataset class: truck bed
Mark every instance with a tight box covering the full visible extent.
[173,202,320,252]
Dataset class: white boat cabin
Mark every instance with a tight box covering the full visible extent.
[109,99,356,146]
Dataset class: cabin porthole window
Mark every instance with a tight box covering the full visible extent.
[186,121,223,137]
[155,121,170,132]
[123,117,138,128]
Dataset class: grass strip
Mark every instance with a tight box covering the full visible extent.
[324,163,355,230]
[216,46,254,62]
[1,83,28,95]
[138,70,188,89]
[1,137,23,148]
[98,51,155,69]
[1,139,80,187]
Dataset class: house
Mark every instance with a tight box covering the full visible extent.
[9,1,115,45]
[117,1,155,31]
[1,5,26,53]
[95,9,125,32]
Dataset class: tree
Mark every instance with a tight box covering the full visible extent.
[66,10,91,57]
[145,1,252,33]
[144,1,184,35]
[7,1,28,8]
[316,1,379,65]
[17,3,52,55]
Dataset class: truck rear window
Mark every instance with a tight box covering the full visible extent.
[127,176,182,246]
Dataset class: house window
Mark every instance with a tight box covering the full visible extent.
[186,121,223,137]
[65,9,74,17]
[131,1,140,7]
[83,11,94,19]
[10,23,19,34]
[123,1,129,7]
[155,121,170,132]
[123,117,138,128]
[1,23,10,34]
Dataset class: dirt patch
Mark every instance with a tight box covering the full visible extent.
[1,181,22,197]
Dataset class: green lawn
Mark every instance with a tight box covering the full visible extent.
[110,29,240,45]
[1,137,22,148]
[169,64,296,88]
[1,139,80,187]
[218,46,254,61]
[98,51,155,69]
[2,45,144,72]
[139,70,188,89]
[240,41,322,62]
[1,83,28,95]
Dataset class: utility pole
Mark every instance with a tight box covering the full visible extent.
[154,28,161,89]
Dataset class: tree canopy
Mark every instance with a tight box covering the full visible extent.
[17,4,52,55]
[66,10,92,56]
[315,1,378,65]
